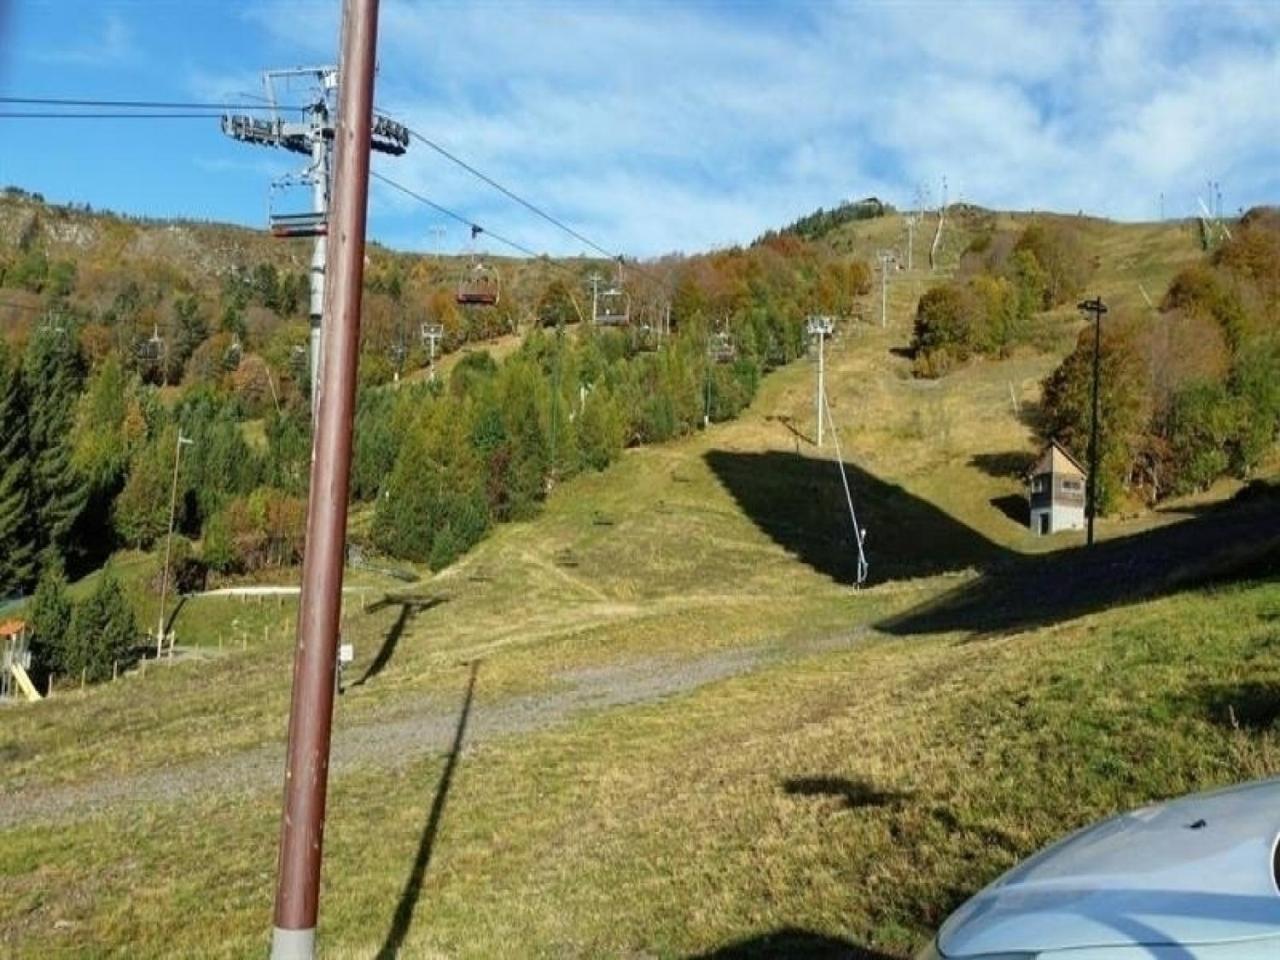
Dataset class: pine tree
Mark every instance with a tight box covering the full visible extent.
[29,562,72,676]
[0,344,35,594]
[23,322,88,567]
[64,568,137,683]
[114,426,177,549]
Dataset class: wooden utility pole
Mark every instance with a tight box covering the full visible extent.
[1078,296,1108,547]
[270,1,380,957]
[156,432,192,658]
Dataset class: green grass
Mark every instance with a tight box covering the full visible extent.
[2,212,1276,958]
[4,575,1276,958]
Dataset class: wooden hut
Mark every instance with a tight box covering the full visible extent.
[1027,441,1087,535]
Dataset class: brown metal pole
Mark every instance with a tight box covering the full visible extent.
[270,1,379,957]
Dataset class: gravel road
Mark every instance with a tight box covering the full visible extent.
[0,634,859,830]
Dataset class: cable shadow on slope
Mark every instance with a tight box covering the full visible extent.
[375,659,478,960]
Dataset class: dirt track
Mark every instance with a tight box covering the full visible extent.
[0,632,863,830]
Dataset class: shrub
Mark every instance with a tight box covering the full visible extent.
[1013,221,1090,307]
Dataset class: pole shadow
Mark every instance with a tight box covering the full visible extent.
[353,594,448,687]
[686,927,899,959]
[164,594,188,636]
[375,660,478,960]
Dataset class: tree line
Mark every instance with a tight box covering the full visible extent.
[910,219,1093,376]
[1038,207,1280,511]
[1,218,872,683]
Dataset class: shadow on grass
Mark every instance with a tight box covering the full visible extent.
[969,451,1033,479]
[783,776,912,809]
[706,448,1280,637]
[1188,681,1280,733]
[353,594,448,687]
[766,413,814,447]
[164,595,188,636]
[704,449,1004,585]
[376,660,478,960]
[686,927,898,959]
[990,494,1027,526]
[881,485,1280,637]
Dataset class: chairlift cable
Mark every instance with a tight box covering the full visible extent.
[0,96,303,112]
[0,111,236,119]
[820,385,869,585]
[372,170,611,291]
[382,118,669,292]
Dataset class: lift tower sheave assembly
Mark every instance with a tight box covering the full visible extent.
[221,67,409,415]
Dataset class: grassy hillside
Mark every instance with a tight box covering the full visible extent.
[1,211,1277,958]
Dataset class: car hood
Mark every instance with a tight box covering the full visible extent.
[938,777,1280,958]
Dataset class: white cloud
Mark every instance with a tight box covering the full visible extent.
[36,13,135,67]
[244,0,1280,256]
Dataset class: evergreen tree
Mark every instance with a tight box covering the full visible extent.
[167,296,210,384]
[71,356,146,498]
[114,424,180,549]
[29,562,72,676]
[0,344,35,594]
[63,569,137,683]
[23,322,88,568]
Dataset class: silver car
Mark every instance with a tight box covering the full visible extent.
[917,777,1280,959]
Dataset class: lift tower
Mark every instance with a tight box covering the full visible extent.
[221,67,409,415]
[806,315,835,447]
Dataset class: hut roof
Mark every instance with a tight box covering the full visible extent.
[1028,441,1087,480]
[0,619,28,639]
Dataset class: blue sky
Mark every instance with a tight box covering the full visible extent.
[1,1,1277,258]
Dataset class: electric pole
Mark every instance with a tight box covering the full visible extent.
[428,224,446,257]
[929,175,948,271]
[221,60,408,419]
[876,250,896,328]
[807,315,834,447]
[270,1,380,956]
[156,432,192,658]
[1078,296,1108,547]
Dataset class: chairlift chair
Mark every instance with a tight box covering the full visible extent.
[634,321,660,352]
[708,330,736,364]
[137,326,165,363]
[593,258,632,326]
[456,224,500,306]
[223,336,243,371]
[456,260,500,306]
[268,180,326,239]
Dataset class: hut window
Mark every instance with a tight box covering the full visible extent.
[1032,477,1048,493]
[1062,479,1083,491]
